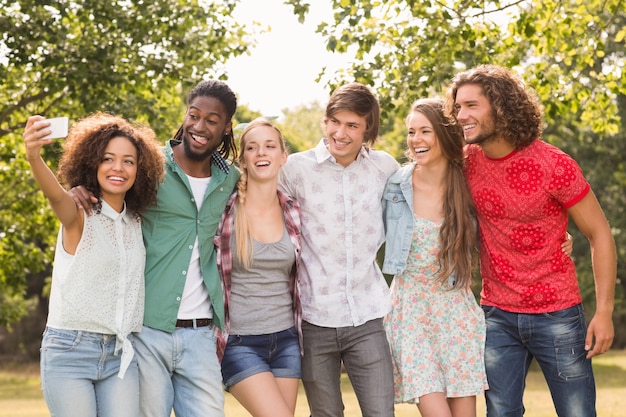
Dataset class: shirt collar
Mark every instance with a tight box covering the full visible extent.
[99,199,129,223]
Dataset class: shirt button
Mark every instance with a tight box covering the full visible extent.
[189,245,193,249]
[182,271,187,275]
[176,297,181,301]
[392,196,398,202]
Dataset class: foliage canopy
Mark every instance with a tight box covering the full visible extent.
[286,0,625,135]
[0,0,253,325]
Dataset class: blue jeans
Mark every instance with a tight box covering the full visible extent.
[221,326,301,390]
[301,318,394,417]
[134,325,224,417]
[482,304,596,417]
[40,327,139,417]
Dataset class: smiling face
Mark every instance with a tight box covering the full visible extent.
[181,95,232,162]
[406,110,445,167]
[240,124,287,183]
[324,110,367,167]
[454,84,497,146]
[97,136,138,204]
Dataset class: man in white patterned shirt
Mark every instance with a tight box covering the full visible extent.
[279,83,399,417]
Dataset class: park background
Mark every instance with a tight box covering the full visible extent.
[1,0,625,415]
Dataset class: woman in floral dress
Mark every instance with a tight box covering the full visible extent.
[381,98,488,417]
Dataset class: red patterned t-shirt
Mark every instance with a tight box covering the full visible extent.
[465,140,590,313]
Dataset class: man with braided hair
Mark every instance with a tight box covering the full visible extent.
[71,80,240,417]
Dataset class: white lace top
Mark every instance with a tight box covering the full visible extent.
[47,200,145,378]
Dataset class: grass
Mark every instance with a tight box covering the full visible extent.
[2,351,625,416]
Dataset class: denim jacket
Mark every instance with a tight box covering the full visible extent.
[381,164,415,275]
[382,164,458,286]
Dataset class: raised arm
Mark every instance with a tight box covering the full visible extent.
[23,116,83,243]
[568,191,616,358]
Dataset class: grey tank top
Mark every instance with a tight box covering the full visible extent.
[229,226,295,335]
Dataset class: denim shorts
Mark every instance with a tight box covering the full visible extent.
[221,326,301,390]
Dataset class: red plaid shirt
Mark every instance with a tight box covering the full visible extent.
[214,190,302,361]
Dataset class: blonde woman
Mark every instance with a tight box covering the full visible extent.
[214,118,302,417]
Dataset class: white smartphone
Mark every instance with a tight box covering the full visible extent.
[40,116,69,140]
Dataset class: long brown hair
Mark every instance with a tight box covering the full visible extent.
[409,98,478,288]
[234,118,287,268]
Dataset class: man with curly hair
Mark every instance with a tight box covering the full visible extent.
[444,64,616,417]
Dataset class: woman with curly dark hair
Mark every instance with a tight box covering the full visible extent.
[23,112,164,417]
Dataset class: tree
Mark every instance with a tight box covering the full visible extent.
[277,101,325,152]
[0,0,255,327]
[285,0,626,347]
[234,106,265,128]
[286,0,625,133]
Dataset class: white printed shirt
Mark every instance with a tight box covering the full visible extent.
[279,138,399,327]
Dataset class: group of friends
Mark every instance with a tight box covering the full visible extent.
[22,63,616,417]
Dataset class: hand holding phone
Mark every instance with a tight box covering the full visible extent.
[40,117,69,140]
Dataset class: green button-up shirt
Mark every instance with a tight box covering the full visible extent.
[142,140,240,333]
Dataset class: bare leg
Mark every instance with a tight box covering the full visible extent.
[229,372,298,417]
[448,396,477,417]
[275,377,300,414]
[417,392,452,417]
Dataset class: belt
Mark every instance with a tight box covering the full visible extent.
[175,318,213,328]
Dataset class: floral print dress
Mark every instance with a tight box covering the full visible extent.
[384,216,488,404]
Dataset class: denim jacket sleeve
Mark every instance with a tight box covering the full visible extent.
[381,164,466,287]
[382,164,415,275]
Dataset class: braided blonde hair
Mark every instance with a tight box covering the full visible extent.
[234,118,287,268]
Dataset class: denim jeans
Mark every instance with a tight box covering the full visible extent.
[301,318,394,417]
[134,325,224,417]
[221,326,301,390]
[40,327,139,417]
[482,304,596,417]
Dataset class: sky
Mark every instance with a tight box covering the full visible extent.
[222,0,351,118]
